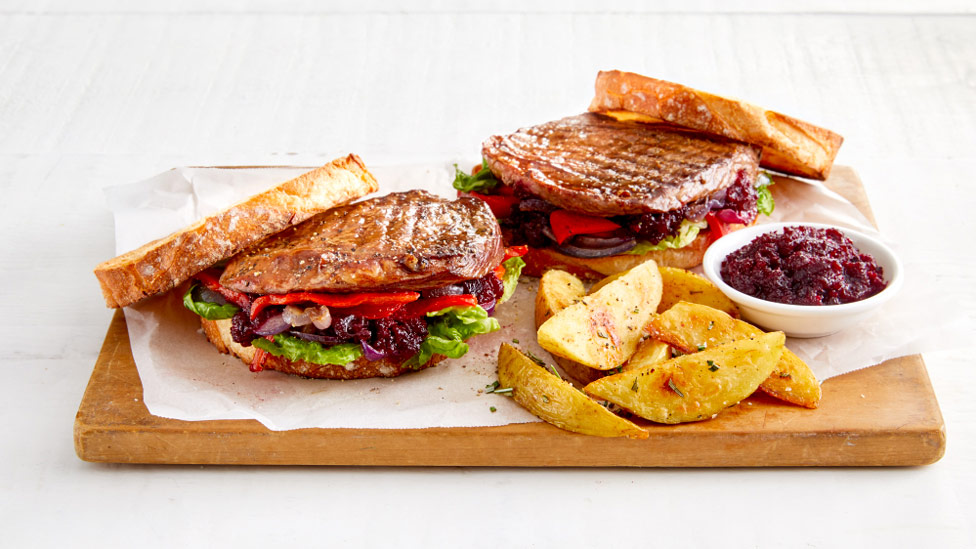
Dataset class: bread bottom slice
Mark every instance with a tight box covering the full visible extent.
[519,232,709,280]
[201,318,445,379]
[517,222,752,279]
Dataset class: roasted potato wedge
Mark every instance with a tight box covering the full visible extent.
[586,270,627,295]
[535,269,586,329]
[648,302,822,408]
[584,332,786,424]
[535,269,607,385]
[590,266,738,317]
[537,260,663,370]
[657,266,739,317]
[628,338,670,368]
[497,343,648,439]
[536,269,670,384]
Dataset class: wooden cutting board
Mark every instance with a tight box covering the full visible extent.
[74,167,946,467]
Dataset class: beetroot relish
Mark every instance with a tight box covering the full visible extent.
[720,226,887,306]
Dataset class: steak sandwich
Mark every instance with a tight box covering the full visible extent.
[96,155,525,379]
[456,71,842,279]
[187,189,525,379]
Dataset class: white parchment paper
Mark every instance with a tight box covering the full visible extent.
[106,164,959,430]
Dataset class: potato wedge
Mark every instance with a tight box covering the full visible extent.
[586,270,627,296]
[497,343,648,439]
[537,260,663,370]
[626,338,671,371]
[657,266,740,317]
[535,269,586,330]
[535,269,606,385]
[584,332,786,424]
[590,266,738,317]
[648,302,822,408]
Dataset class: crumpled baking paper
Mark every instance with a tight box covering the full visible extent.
[105,163,956,430]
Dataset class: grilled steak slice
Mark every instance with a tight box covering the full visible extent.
[482,113,761,217]
[220,190,504,294]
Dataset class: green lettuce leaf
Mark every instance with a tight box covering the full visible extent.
[413,305,501,367]
[624,220,708,254]
[252,333,364,366]
[182,283,239,320]
[756,172,775,216]
[452,159,500,193]
[498,256,525,305]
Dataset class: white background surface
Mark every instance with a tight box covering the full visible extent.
[2,1,974,547]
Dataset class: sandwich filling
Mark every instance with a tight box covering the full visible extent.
[184,247,526,372]
[456,160,773,259]
[469,113,774,259]
[182,190,524,373]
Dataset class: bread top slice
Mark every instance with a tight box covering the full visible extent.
[219,190,504,294]
[588,70,844,181]
[94,154,379,308]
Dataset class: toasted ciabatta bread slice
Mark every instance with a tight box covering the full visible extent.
[94,154,379,308]
[200,318,446,379]
[588,70,843,181]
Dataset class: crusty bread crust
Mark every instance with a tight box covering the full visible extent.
[200,317,446,380]
[589,71,843,181]
[94,154,379,308]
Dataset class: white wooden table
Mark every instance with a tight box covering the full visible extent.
[3,2,974,547]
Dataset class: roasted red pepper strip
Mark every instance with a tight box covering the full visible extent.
[397,294,478,318]
[549,210,622,245]
[461,191,519,219]
[195,270,252,310]
[330,302,407,320]
[705,211,731,244]
[250,291,419,321]
[494,246,528,280]
[503,245,528,261]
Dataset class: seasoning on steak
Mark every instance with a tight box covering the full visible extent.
[220,190,504,294]
[482,113,761,217]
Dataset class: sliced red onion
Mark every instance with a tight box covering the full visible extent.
[361,341,387,362]
[541,224,558,243]
[481,298,496,316]
[715,209,750,224]
[252,312,290,336]
[423,283,465,298]
[572,233,635,248]
[290,331,346,346]
[557,239,638,258]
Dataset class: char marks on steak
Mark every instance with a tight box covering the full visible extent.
[482,113,761,217]
[220,190,504,294]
